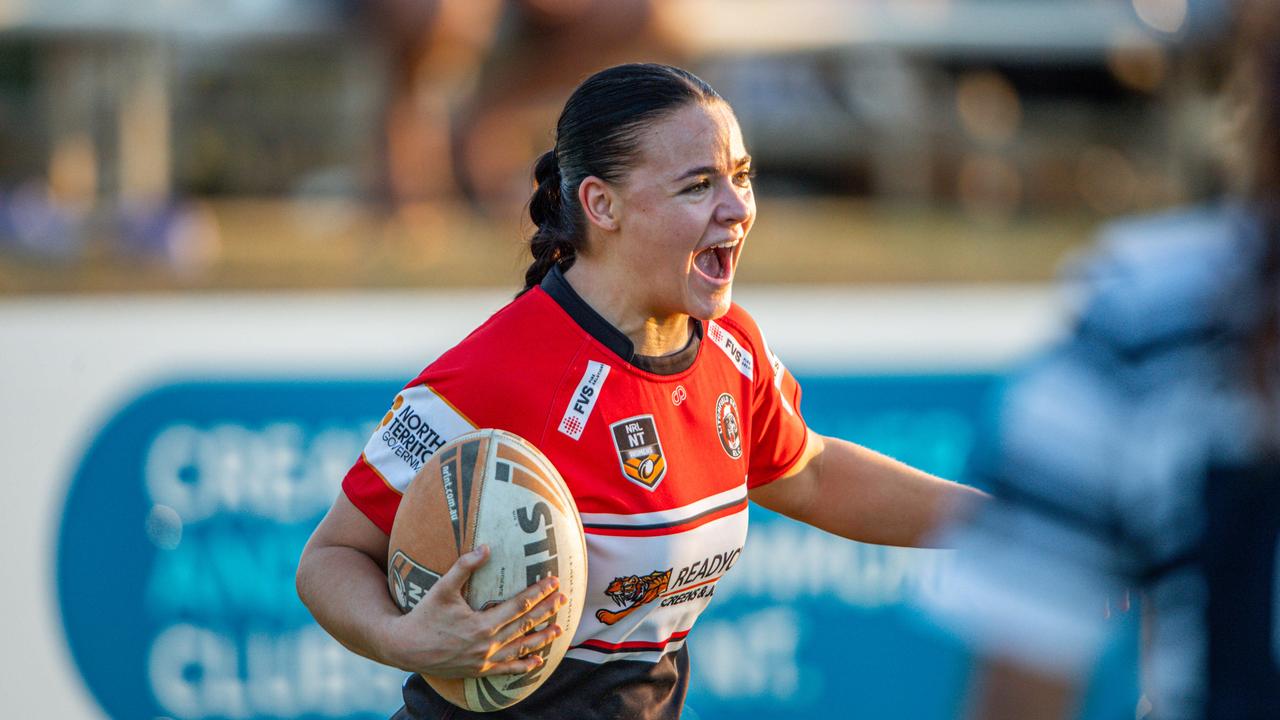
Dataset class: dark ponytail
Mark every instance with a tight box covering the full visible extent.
[520,63,722,294]
[525,149,579,292]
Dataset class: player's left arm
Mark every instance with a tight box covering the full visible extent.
[749,428,987,548]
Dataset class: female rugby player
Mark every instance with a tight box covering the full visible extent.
[296,63,983,720]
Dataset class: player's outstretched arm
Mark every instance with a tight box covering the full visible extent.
[749,429,986,547]
[296,493,566,677]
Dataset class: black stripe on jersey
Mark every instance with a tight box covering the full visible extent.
[986,473,1125,543]
[581,496,746,532]
[1080,316,1231,366]
[399,651,691,720]
[980,473,1151,578]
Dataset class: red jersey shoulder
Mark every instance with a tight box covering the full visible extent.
[714,303,808,487]
[343,289,590,532]
[425,288,578,382]
[410,288,586,436]
[718,302,761,336]
[705,303,779,386]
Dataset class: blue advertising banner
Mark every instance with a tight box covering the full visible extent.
[56,375,1137,719]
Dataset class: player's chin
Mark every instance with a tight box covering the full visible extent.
[685,284,733,322]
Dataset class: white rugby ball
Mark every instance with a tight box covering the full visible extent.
[387,428,587,712]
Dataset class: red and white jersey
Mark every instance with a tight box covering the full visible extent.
[343,267,808,720]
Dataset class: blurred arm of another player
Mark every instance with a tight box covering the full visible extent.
[748,429,988,548]
[968,656,1077,720]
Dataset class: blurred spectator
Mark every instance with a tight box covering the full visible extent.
[366,0,684,216]
[451,0,684,212]
[921,1,1280,718]
[361,0,685,259]
[115,199,222,278]
[369,0,503,206]
[0,180,84,262]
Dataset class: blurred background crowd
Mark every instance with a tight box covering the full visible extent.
[0,0,1238,293]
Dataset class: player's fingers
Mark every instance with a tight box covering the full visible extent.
[493,592,566,646]
[430,545,489,599]
[483,575,560,632]
[478,653,545,678]
[494,624,563,665]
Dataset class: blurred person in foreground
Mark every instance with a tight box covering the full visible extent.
[922,2,1280,719]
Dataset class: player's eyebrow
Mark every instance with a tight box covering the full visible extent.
[672,155,752,182]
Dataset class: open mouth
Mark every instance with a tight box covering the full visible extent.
[694,240,738,281]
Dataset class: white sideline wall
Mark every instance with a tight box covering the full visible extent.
[0,285,1064,718]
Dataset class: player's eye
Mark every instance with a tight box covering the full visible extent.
[733,168,756,187]
[684,178,711,194]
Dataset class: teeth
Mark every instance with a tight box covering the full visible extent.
[707,239,738,251]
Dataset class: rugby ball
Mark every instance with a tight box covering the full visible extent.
[386,428,587,712]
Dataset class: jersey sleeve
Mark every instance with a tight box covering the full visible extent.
[719,307,810,489]
[339,295,571,534]
[341,378,478,534]
[921,340,1136,677]
[919,210,1250,678]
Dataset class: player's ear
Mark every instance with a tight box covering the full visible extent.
[579,176,620,232]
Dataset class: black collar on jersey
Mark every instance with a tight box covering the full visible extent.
[541,264,702,375]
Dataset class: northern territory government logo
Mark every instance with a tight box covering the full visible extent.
[610,415,667,490]
[364,383,475,493]
[715,393,743,459]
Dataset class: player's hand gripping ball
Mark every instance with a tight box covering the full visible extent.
[387,429,588,711]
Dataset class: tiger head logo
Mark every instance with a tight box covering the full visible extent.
[595,569,672,625]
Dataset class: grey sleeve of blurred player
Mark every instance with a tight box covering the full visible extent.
[920,342,1139,678]
[920,204,1264,678]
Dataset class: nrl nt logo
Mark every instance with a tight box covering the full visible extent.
[609,415,667,490]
